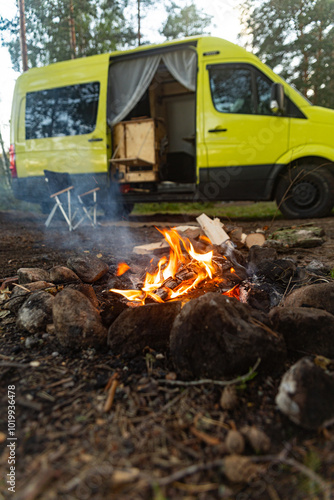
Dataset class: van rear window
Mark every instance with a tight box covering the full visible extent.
[25,82,100,139]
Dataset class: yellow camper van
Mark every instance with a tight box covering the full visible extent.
[10,36,334,218]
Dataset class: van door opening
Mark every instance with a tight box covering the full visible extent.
[107,47,197,198]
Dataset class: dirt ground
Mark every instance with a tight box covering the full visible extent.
[1,207,334,500]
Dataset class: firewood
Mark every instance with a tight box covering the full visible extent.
[196,213,233,248]
[175,225,201,239]
[133,240,169,255]
[245,232,266,249]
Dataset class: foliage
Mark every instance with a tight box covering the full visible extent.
[240,0,334,108]
[160,2,212,40]
[0,0,137,71]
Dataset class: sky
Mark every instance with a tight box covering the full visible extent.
[0,0,242,148]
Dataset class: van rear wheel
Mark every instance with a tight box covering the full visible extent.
[275,166,334,218]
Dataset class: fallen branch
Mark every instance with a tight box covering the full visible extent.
[158,358,261,387]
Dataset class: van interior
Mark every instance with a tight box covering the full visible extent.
[108,51,197,192]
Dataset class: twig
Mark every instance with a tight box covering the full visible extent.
[0,361,31,368]
[155,459,224,487]
[104,374,120,412]
[157,358,261,387]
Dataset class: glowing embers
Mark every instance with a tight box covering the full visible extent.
[110,227,239,305]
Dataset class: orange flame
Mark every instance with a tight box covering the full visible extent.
[116,262,130,276]
[110,227,218,304]
[223,284,240,299]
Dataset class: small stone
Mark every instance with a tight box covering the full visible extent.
[17,268,50,284]
[240,426,271,454]
[222,455,259,483]
[276,357,334,429]
[25,336,40,348]
[5,281,54,313]
[305,260,331,276]
[30,360,40,367]
[67,255,109,283]
[49,265,81,284]
[220,385,238,410]
[225,430,245,455]
[16,291,54,334]
[53,288,108,350]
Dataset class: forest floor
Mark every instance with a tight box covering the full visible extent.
[0,207,334,500]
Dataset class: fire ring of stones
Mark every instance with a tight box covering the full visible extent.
[2,218,334,429]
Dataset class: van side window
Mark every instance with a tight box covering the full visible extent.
[25,82,100,139]
[208,64,275,116]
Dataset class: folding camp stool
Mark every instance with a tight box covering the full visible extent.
[71,186,100,230]
[45,185,77,230]
[44,170,99,231]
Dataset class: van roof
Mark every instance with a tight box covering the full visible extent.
[19,36,250,77]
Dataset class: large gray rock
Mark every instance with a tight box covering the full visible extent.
[276,357,334,429]
[170,293,286,379]
[53,288,107,349]
[283,281,334,315]
[108,301,181,357]
[67,255,109,283]
[16,290,54,334]
[270,306,334,357]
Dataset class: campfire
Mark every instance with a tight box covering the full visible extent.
[110,226,241,305]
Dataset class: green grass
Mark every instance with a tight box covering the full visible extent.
[132,201,282,221]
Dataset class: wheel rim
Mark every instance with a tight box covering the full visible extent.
[291,180,319,208]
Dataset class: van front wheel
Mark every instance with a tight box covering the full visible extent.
[275,166,334,218]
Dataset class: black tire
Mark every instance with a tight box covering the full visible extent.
[275,166,334,218]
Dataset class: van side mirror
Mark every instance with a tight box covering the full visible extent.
[270,83,285,115]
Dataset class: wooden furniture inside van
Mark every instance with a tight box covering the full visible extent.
[110,117,167,183]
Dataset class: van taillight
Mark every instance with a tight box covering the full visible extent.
[9,144,17,178]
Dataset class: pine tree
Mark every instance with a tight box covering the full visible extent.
[160,2,212,40]
[240,0,334,108]
[0,0,137,71]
